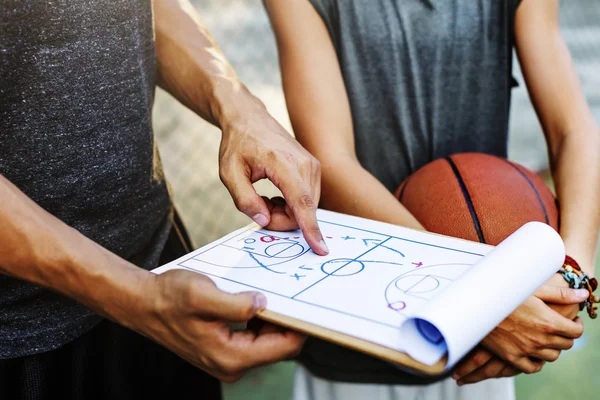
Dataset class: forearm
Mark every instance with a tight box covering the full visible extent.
[513,0,600,274]
[0,175,152,328]
[153,0,263,128]
[551,124,600,275]
[318,155,423,230]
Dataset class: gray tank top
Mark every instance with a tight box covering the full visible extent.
[0,0,171,358]
[299,0,521,384]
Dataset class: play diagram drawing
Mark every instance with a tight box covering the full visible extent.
[169,214,488,330]
[153,211,564,370]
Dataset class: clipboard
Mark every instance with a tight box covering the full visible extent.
[152,209,565,375]
[257,309,447,375]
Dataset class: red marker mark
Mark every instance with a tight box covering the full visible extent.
[326,236,333,239]
[260,235,279,243]
[412,261,423,268]
[293,236,301,239]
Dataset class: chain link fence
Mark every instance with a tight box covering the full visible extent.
[154,0,600,248]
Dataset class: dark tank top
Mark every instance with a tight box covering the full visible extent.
[0,0,171,358]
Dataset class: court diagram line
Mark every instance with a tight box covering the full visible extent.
[176,219,482,328]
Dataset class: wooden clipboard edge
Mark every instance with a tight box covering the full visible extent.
[257,309,448,376]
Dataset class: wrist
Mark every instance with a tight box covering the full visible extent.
[557,255,599,318]
[210,79,267,133]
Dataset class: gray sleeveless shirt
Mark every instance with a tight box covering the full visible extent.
[299,0,521,384]
[0,0,171,358]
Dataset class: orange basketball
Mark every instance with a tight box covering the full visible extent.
[394,153,559,245]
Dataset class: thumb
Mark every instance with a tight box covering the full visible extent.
[196,284,268,323]
[220,162,271,227]
[535,285,588,305]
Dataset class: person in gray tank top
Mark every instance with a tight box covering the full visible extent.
[265,0,600,399]
[0,0,330,398]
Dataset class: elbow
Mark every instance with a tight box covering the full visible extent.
[549,122,600,164]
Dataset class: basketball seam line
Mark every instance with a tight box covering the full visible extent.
[398,175,411,202]
[444,156,486,244]
[498,157,550,225]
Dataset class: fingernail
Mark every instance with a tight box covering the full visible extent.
[457,381,463,386]
[252,213,268,227]
[253,293,267,311]
[576,289,589,300]
[452,373,460,380]
[319,240,329,254]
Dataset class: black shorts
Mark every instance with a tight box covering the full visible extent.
[0,213,222,400]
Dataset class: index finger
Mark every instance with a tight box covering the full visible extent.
[274,169,328,255]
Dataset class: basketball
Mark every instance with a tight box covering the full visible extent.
[394,153,559,246]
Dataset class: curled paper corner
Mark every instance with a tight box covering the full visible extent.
[399,317,449,367]
[398,221,566,369]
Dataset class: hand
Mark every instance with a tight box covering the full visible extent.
[452,280,588,385]
[135,269,305,382]
[217,96,328,255]
[480,284,587,373]
[544,273,581,320]
[452,347,521,385]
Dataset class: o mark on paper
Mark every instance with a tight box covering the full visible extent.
[320,259,365,277]
[260,235,279,243]
[264,242,305,258]
[388,301,406,311]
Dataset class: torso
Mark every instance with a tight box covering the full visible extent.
[301,0,521,384]
[0,0,171,358]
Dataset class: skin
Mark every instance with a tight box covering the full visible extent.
[264,0,600,385]
[454,0,600,384]
[0,0,331,383]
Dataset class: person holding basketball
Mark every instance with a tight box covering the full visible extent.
[0,0,328,399]
[264,0,600,398]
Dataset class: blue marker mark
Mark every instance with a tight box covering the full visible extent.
[299,266,313,270]
[416,320,444,344]
[290,273,305,280]
[362,260,404,267]
[342,235,355,240]
[247,252,286,274]
[243,246,255,251]
[381,245,405,257]
[362,238,382,246]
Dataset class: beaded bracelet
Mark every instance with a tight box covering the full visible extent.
[557,255,600,319]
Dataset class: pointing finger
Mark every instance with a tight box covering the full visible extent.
[272,168,328,256]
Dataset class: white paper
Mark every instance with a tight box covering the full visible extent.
[152,210,564,371]
[400,221,565,366]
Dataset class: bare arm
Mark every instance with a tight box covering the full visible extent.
[454,0,600,384]
[515,0,600,275]
[153,0,328,254]
[264,0,422,230]
[0,175,150,324]
[0,173,305,381]
[0,0,330,380]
